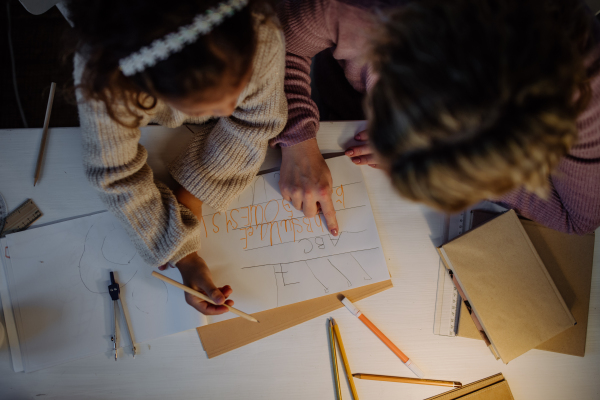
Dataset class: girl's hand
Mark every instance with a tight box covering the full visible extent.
[345,130,381,168]
[171,188,232,315]
[175,252,233,315]
[280,139,339,236]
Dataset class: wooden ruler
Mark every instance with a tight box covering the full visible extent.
[0,198,43,237]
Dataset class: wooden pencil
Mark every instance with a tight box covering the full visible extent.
[329,318,343,400]
[151,271,258,323]
[331,318,359,400]
[353,373,462,388]
[34,82,56,186]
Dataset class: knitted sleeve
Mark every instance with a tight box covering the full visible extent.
[497,75,600,234]
[269,0,335,148]
[169,21,288,211]
[74,55,204,267]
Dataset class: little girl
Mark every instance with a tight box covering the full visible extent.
[68,0,287,315]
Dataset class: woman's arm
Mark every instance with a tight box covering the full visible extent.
[270,0,335,147]
[498,141,600,235]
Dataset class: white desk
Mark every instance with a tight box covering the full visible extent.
[0,122,599,400]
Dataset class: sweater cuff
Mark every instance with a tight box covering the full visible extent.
[270,120,318,148]
[167,229,203,266]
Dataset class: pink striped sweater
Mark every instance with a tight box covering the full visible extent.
[272,0,600,234]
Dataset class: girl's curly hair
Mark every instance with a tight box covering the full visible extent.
[66,0,275,128]
[368,0,598,212]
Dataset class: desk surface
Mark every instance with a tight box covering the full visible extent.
[0,122,598,400]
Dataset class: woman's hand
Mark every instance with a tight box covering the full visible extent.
[175,252,233,315]
[345,130,381,168]
[280,139,339,236]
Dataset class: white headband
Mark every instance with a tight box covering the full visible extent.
[119,0,249,76]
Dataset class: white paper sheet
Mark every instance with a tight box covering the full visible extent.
[201,157,390,322]
[3,214,205,372]
[1,156,389,371]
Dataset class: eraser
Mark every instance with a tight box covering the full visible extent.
[341,297,362,317]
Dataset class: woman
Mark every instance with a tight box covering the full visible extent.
[277,0,600,234]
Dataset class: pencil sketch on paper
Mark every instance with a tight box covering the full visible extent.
[75,221,170,315]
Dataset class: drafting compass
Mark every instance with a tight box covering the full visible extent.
[108,271,137,360]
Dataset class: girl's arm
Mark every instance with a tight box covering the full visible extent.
[75,57,205,267]
[168,20,288,212]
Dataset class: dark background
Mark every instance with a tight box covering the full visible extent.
[1,0,77,129]
[1,0,600,129]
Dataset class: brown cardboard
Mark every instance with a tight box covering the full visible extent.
[438,210,576,363]
[425,373,514,400]
[458,211,595,357]
[197,279,393,358]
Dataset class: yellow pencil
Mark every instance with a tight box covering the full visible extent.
[353,373,462,388]
[331,318,359,400]
[329,318,343,400]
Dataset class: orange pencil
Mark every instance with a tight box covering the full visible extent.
[341,297,424,378]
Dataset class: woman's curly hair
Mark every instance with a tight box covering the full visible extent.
[66,0,276,128]
[367,0,598,212]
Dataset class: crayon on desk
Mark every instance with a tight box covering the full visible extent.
[332,318,359,400]
[353,374,461,388]
[341,297,424,378]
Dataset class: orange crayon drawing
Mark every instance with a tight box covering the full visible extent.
[303,217,313,233]
[282,200,294,219]
[212,212,221,233]
[335,185,345,207]
[198,215,208,238]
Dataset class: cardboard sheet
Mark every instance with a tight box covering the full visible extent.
[438,210,576,363]
[198,280,392,358]
[458,211,595,357]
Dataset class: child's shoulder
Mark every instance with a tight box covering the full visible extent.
[250,13,285,78]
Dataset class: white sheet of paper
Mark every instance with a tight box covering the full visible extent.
[3,213,204,372]
[201,157,390,322]
[1,156,389,371]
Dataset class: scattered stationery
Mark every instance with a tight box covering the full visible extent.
[457,210,595,357]
[0,157,391,371]
[341,297,423,378]
[424,373,514,400]
[0,198,43,237]
[352,374,461,388]
[108,271,138,359]
[329,318,343,400]
[33,81,56,186]
[331,318,359,400]
[152,271,258,323]
[197,280,391,358]
[437,210,576,363]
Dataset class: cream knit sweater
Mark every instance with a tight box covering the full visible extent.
[74,19,287,267]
